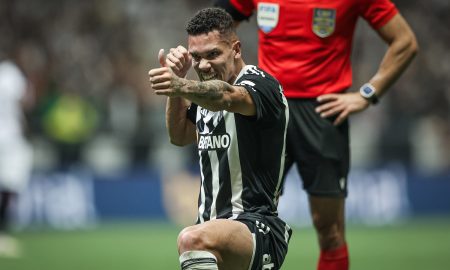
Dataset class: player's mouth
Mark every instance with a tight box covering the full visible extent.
[201,73,217,81]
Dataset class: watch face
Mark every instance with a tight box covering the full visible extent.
[360,83,378,104]
[360,85,375,98]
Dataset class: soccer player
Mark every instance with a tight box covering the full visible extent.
[0,58,33,258]
[148,7,291,270]
[214,0,418,269]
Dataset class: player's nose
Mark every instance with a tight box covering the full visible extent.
[198,58,211,70]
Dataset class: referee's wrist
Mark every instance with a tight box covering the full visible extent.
[359,83,379,105]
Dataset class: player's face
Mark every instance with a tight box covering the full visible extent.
[188,30,240,84]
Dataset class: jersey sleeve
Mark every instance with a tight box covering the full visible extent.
[235,67,286,124]
[186,103,198,124]
[214,0,255,21]
[359,0,398,29]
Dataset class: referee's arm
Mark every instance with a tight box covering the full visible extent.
[367,13,419,98]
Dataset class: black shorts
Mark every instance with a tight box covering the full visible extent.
[285,98,350,197]
[235,212,292,270]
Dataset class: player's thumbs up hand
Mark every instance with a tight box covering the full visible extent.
[166,45,192,78]
[158,49,167,67]
[149,49,171,91]
[149,48,183,97]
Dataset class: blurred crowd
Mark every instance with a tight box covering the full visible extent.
[0,0,449,176]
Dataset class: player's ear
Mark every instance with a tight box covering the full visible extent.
[232,40,241,59]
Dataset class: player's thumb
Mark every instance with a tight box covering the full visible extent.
[158,49,167,67]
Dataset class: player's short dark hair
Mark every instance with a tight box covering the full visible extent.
[186,8,235,38]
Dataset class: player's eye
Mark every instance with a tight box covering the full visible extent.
[191,54,201,62]
[207,51,220,59]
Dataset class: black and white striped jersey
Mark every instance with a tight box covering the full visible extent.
[187,65,289,223]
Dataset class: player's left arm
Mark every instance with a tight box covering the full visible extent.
[316,13,418,125]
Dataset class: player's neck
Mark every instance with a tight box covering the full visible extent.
[230,59,246,83]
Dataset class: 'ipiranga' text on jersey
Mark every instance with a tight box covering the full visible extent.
[187,65,289,223]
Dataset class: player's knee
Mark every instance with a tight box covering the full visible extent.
[177,227,214,253]
[319,229,343,248]
[320,234,344,250]
[312,219,345,249]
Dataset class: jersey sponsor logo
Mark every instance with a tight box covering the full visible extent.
[257,3,279,33]
[312,8,336,38]
[197,133,230,150]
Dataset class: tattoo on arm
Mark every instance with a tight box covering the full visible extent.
[174,79,248,111]
[185,80,228,101]
[174,79,229,107]
[238,87,247,98]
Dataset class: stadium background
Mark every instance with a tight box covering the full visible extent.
[0,0,449,269]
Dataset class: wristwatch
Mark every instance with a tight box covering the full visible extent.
[359,83,379,105]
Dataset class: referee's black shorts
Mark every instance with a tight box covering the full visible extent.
[285,98,350,197]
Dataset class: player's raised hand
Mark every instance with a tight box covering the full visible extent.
[166,45,192,78]
[149,49,182,97]
[158,48,168,67]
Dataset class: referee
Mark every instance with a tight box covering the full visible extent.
[214,0,418,269]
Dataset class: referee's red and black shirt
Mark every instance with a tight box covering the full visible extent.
[215,0,398,98]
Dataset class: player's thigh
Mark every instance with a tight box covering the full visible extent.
[179,219,253,270]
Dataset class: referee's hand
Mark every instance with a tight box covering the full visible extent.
[316,92,369,125]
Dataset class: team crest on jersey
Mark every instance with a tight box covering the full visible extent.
[312,8,336,38]
[257,3,279,33]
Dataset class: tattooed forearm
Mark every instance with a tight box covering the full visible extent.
[171,77,254,115]
[174,79,235,111]
[185,80,228,100]
[174,80,248,111]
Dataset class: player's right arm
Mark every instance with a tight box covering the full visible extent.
[154,48,197,146]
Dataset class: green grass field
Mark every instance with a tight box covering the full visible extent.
[1,218,450,270]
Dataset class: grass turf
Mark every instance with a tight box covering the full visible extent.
[1,218,449,270]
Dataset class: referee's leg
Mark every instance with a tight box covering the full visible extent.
[309,196,348,270]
